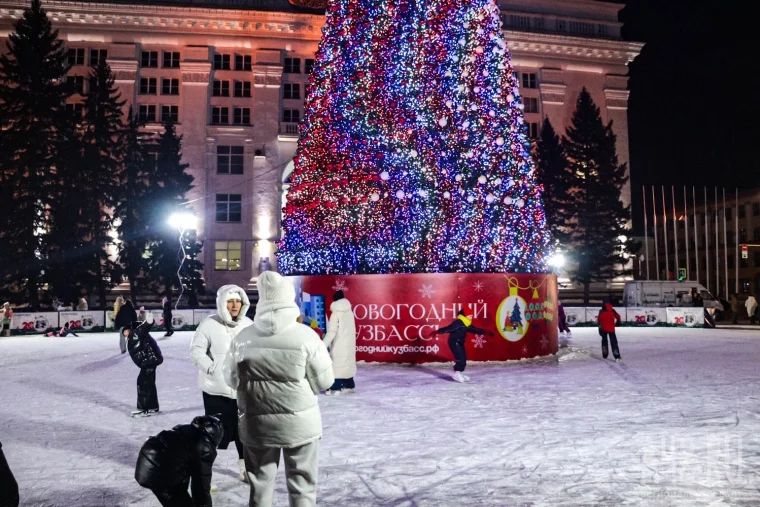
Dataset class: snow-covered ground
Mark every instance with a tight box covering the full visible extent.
[2,327,760,506]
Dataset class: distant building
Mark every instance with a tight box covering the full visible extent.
[0,0,642,291]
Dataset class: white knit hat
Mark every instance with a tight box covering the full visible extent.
[257,271,296,303]
[225,292,243,302]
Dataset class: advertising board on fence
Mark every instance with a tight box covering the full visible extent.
[625,307,667,326]
[193,309,216,326]
[666,307,703,327]
[160,310,194,331]
[10,312,59,334]
[563,307,701,328]
[59,311,105,332]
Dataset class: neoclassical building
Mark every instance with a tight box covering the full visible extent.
[0,0,642,291]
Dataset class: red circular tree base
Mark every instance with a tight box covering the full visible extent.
[290,273,559,364]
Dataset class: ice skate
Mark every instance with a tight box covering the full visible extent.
[238,459,248,483]
[341,387,356,393]
[602,346,609,359]
[615,357,623,363]
[131,410,149,418]
[210,483,218,493]
[325,389,341,396]
[461,373,471,382]
[146,408,159,415]
[452,371,466,383]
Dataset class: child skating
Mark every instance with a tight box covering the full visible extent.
[598,301,622,362]
[429,310,494,383]
[125,314,163,417]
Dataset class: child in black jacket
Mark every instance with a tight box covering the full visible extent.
[125,314,163,417]
[135,415,224,507]
[429,310,494,383]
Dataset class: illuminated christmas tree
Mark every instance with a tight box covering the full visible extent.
[279,0,550,275]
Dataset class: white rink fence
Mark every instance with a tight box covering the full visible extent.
[9,309,211,335]
[564,307,705,328]
[8,306,707,335]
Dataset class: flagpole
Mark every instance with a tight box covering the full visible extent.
[652,186,660,280]
[662,186,670,279]
[643,186,650,280]
[672,185,679,279]
[705,186,709,293]
[693,186,699,285]
[723,188,728,297]
[736,189,739,294]
[684,186,690,281]
[715,187,719,298]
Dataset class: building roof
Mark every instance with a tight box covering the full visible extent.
[76,0,320,13]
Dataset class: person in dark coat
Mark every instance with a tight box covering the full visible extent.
[126,314,163,417]
[162,296,174,337]
[598,301,622,361]
[116,299,138,354]
[428,310,493,383]
[0,440,19,507]
[135,415,224,507]
[45,321,79,337]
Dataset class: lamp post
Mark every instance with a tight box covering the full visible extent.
[548,252,566,273]
[168,212,198,310]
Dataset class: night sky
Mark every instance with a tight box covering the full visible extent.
[605,0,759,229]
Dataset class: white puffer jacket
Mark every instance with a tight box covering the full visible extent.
[323,298,357,379]
[189,285,253,398]
[223,272,334,449]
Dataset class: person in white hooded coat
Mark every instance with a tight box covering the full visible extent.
[323,290,357,395]
[190,284,253,483]
[223,271,334,507]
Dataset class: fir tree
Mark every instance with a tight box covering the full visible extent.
[534,118,573,247]
[0,0,72,307]
[78,59,126,308]
[563,88,637,304]
[180,229,205,308]
[145,120,194,293]
[116,108,153,303]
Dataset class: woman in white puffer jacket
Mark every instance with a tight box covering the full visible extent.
[190,284,253,482]
[323,290,357,396]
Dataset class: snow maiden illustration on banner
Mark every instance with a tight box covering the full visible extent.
[291,274,558,364]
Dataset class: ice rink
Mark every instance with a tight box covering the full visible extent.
[2,326,760,506]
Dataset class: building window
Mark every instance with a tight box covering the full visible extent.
[217,146,244,175]
[521,73,537,89]
[67,48,85,66]
[213,54,231,70]
[754,227,760,242]
[283,57,301,74]
[65,103,84,118]
[754,252,760,267]
[235,54,252,71]
[67,76,85,94]
[89,49,107,66]
[213,80,230,97]
[215,241,242,271]
[740,229,748,243]
[141,51,158,68]
[212,107,229,124]
[216,194,242,223]
[162,78,179,95]
[283,109,300,123]
[305,58,316,74]
[524,97,539,113]
[161,105,179,122]
[163,51,180,68]
[138,105,156,122]
[234,81,251,98]
[754,203,760,217]
[739,205,746,219]
[139,78,157,95]
[283,83,300,100]
[526,122,539,139]
[233,107,251,125]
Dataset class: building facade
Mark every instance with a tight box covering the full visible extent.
[640,188,760,300]
[0,0,642,292]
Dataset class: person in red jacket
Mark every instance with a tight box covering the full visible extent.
[598,301,622,361]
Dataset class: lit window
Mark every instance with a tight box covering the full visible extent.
[215,241,242,271]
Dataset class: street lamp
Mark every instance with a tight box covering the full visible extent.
[548,252,566,270]
[168,212,198,310]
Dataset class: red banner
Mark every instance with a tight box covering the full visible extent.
[291,273,558,364]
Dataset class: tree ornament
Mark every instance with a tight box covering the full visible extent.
[396,190,405,199]
[370,192,380,202]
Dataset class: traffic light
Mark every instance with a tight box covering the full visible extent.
[678,268,687,281]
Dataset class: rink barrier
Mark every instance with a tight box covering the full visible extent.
[564,307,704,328]
[10,309,217,335]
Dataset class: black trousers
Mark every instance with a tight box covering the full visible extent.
[329,378,355,391]
[137,368,159,411]
[448,336,467,372]
[203,392,242,458]
[164,314,173,335]
[0,443,19,507]
[152,478,191,507]
[601,332,621,359]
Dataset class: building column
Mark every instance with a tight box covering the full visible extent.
[604,75,632,209]
[538,68,567,130]
[251,60,283,275]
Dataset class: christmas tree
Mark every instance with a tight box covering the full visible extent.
[279,0,549,275]
[510,300,523,329]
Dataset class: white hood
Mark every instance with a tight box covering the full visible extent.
[216,284,251,327]
[253,272,300,336]
[330,298,352,314]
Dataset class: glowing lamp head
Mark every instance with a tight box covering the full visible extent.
[169,212,197,230]
[548,253,566,269]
